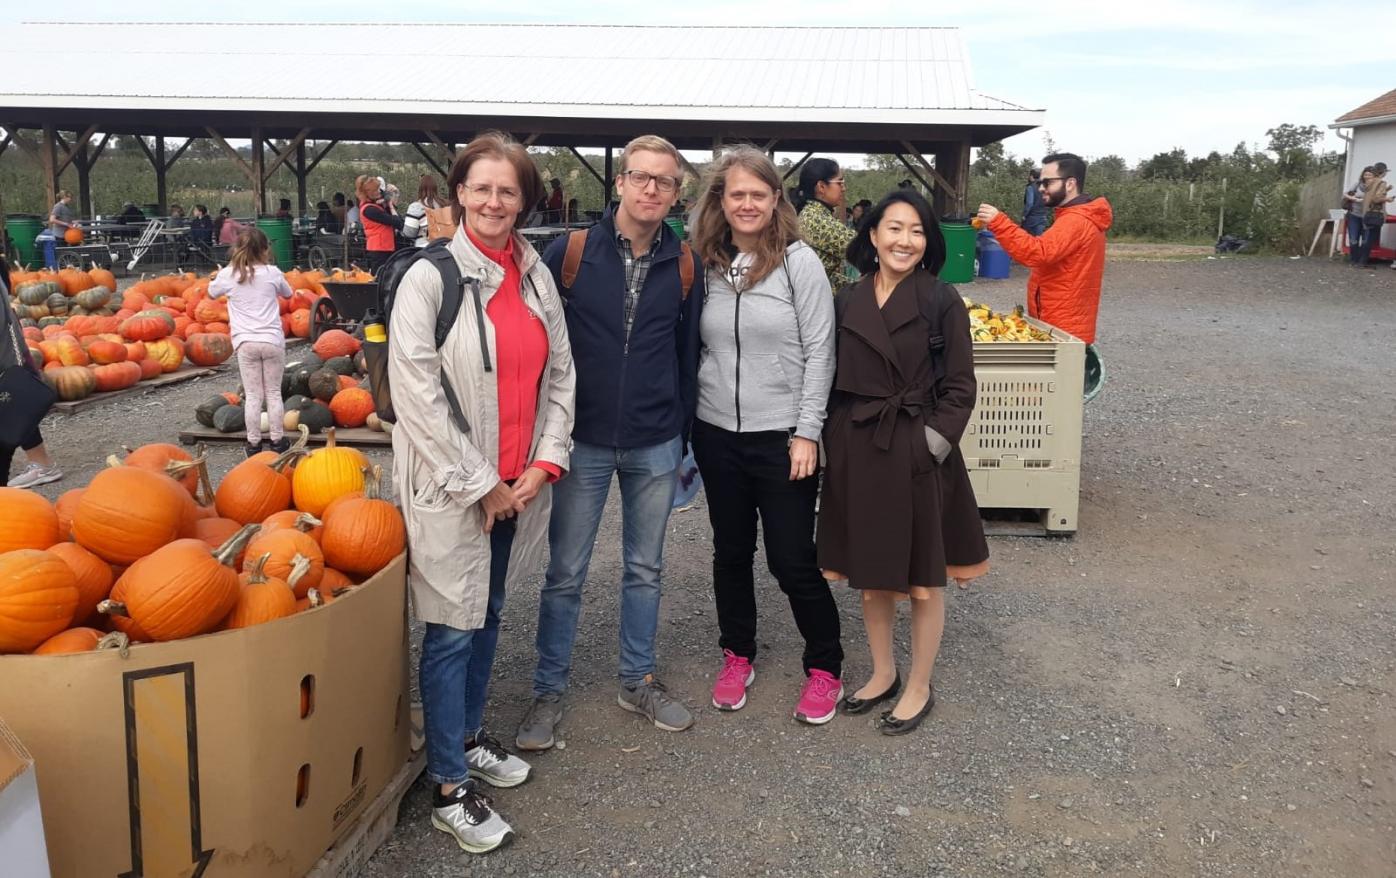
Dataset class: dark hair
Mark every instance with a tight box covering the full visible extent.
[550,178,562,188]
[278,198,291,210]
[417,174,442,208]
[332,192,345,206]
[1030,168,1041,181]
[218,207,231,216]
[789,157,841,211]
[444,131,545,229]
[193,204,208,215]
[852,199,872,213]
[845,188,946,276]
[1042,152,1087,188]
[898,179,914,189]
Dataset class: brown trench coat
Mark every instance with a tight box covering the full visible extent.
[815,270,989,590]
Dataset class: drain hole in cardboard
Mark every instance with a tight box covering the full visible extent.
[352,747,364,786]
[296,764,311,807]
[300,675,315,718]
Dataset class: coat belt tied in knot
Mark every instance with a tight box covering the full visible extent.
[850,387,931,451]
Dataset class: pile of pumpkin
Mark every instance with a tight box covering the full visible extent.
[194,328,387,436]
[0,428,406,655]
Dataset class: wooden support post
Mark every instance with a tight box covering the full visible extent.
[893,154,936,194]
[76,141,92,217]
[0,129,12,161]
[262,128,309,178]
[295,140,308,215]
[927,139,971,218]
[41,124,58,209]
[251,128,265,215]
[410,142,448,179]
[781,151,814,183]
[304,140,338,176]
[155,136,168,215]
[53,124,98,176]
[566,146,606,190]
[424,131,456,159]
[603,147,614,208]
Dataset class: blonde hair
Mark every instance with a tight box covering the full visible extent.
[619,135,684,178]
[354,174,381,204]
[228,227,273,284]
[691,146,800,288]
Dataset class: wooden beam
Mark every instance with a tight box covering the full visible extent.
[133,135,157,168]
[76,141,92,217]
[262,138,282,161]
[4,128,39,161]
[54,124,98,175]
[41,125,58,212]
[155,136,168,215]
[0,131,11,161]
[163,137,193,171]
[304,139,338,176]
[521,132,540,146]
[410,142,447,179]
[262,128,310,178]
[898,140,956,197]
[894,154,935,193]
[424,131,455,157]
[251,128,265,214]
[931,140,972,217]
[781,151,813,183]
[88,132,112,165]
[295,140,308,215]
[567,147,607,190]
[204,127,255,180]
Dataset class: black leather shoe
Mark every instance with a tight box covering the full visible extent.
[878,687,935,736]
[839,672,901,715]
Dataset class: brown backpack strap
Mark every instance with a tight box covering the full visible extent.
[561,229,588,289]
[678,242,695,300]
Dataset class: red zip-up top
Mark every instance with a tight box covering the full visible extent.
[465,226,559,482]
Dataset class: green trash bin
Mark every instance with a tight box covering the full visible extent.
[5,216,44,267]
[256,216,294,269]
[938,222,976,284]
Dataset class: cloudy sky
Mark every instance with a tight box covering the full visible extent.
[5,1,1375,164]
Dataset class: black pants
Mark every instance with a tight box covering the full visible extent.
[367,250,394,272]
[691,419,842,677]
[0,426,43,487]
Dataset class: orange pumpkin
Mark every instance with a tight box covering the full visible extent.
[0,549,80,654]
[244,528,323,598]
[54,488,84,541]
[32,626,106,655]
[260,510,324,544]
[185,333,233,366]
[86,339,128,364]
[194,296,229,324]
[100,525,258,641]
[214,447,298,524]
[73,466,189,564]
[0,488,60,553]
[55,335,89,366]
[193,517,247,566]
[46,541,115,623]
[62,227,84,246]
[145,336,185,372]
[318,567,354,597]
[288,308,312,338]
[120,443,204,497]
[92,361,143,393]
[204,321,230,335]
[136,357,163,380]
[181,321,206,339]
[321,465,404,577]
[223,553,297,629]
[123,340,148,362]
[329,387,374,428]
[101,576,152,641]
[312,329,361,359]
[291,429,366,517]
[87,266,116,291]
[120,309,175,342]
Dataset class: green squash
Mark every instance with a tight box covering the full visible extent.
[324,356,355,376]
[283,394,310,411]
[306,368,341,402]
[297,401,333,434]
[16,280,61,306]
[195,394,229,428]
[212,404,245,434]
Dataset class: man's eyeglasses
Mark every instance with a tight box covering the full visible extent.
[1037,177,1067,188]
[463,184,523,206]
[622,170,682,193]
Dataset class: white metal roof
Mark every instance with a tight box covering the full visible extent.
[0,22,1042,127]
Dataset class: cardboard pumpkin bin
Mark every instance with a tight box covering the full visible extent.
[0,554,411,878]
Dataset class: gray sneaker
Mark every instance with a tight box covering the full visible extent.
[8,463,62,489]
[515,695,563,752]
[430,780,513,854]
[466,732,531,788]
[617,675,694,732]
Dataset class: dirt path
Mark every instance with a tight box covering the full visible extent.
[15,255,1393,877]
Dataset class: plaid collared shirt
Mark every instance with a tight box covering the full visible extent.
[616,227,662,345]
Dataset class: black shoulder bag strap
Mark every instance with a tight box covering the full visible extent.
[420,243,479,436]
[916,280,948,407]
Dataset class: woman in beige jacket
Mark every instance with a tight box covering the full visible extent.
[387,133,574,854]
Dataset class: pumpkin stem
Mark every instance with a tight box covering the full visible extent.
[306,588,324,608]
[194,447,216,507]
[105,453,124,469]
[293,513,323,532]
[215,523,261,567]
[96,631,131,657]
[247,552,271,585]
[97,599,129,618]
[286,555,313,592]
[363,464,384,501]
[324,427,337,450]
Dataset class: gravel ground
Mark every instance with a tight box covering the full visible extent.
[15,255,1395,877]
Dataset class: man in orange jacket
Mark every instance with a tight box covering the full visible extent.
[977,152,1112,396]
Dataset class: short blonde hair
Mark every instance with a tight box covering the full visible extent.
[619,135,683,179]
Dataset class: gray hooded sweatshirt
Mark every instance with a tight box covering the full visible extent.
[696,241,834,441]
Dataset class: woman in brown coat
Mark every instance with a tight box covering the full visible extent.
[817,188,989,736]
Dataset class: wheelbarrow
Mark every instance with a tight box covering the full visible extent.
[312,281,380,341]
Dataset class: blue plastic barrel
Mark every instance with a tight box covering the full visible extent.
[976,233,1011,279]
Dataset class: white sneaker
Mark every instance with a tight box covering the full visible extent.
[8,463,63,489]
[430,781,514,854]
[466,733,532,788]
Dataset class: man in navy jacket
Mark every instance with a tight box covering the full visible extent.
[517,136,703,750]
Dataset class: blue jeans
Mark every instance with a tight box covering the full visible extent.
[420,517,516,785]
[533,436,682,695]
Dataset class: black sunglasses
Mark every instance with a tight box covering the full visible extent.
[1037,177,1067,188]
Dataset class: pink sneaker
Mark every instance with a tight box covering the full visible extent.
[712,650,755,711]
[794,669,843,725]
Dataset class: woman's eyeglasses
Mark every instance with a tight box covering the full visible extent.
[464,184,523,206]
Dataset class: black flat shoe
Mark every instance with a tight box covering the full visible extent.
[878,687,935,736]
[839,672,901,715]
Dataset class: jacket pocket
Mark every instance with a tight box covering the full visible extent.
[744,353,795,418]
[410,479,454,512]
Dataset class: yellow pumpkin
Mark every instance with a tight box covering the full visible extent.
[291,429,367,517]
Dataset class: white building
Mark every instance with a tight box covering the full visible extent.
[1331,88,1396,257]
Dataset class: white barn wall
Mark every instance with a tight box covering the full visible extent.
[1346,121,1396,249]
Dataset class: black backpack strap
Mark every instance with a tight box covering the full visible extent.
[916,280,949,405]
[419,241,481,435]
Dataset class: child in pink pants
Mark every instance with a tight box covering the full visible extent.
[208,228,294,457]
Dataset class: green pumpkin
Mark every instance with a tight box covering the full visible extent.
[37,315,65,328]
[324,356,355,377]
[297,401,333,434]
[45,293,69,315]
[195,394,229,428]
[283,394,309,411]
[212,404,245,434]
[16,281,60,306]
[73,287,111,310]
[306,368,341,402]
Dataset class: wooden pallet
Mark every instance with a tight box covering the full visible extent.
[50,366,217,414]
[304,749,425,878]
[177,425,391,447]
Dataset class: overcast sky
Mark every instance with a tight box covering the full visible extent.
[6,1,1374,165]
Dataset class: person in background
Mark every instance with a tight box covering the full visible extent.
[547,178,565,223]
[275,198,293,220]
[389,132,574,854]
[189,204,214,246]
[898,178,915,190]
[118,202,146,224]
[404,174,447,248]
[1023,169,1049,236]
[1352,163,1393,267]
[792,158,856,292]
[208,228,294,457]
[820,188,989,736]
[48,190,78,239]
[168,204,188,227]
[516,134,703,752]
[331,192,348,230]
[847,199,872,229]
[689,146,842,725]
[977,152,1113,386]
[0,263,62,488]
[357,175,403,270]
[217,208,244,246]
[345,194,360,231]
[565,197,580,225]
[315,201,338,233]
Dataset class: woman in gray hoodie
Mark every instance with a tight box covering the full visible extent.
[688,147,842,725]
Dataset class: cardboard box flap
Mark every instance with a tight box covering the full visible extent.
[0,720,35,792]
